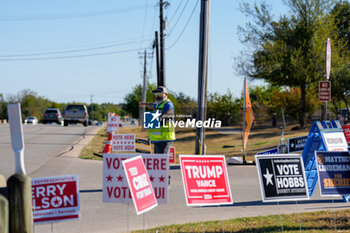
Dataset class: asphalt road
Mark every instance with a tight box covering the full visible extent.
[1,124,350,232]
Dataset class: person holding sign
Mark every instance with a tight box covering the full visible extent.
[139,86,176,154]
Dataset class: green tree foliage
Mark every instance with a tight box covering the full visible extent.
[237,0,331,127]
[207,91,241,126]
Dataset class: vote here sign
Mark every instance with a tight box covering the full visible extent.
[103,153,168,203]
[112,134,135,152]
[315,151,350,196]
[32,175,80,224]
[255,154,309,202]
[179,155,233,206]
[122,156,157,215]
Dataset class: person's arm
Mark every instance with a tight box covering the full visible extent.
[139,102,154,108]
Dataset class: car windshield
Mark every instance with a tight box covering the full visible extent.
[66,105,85,111]
[27,117,35,119]
[45,110,58,114]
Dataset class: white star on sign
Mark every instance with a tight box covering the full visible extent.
[291,142,295,148]
[263,168,274,186]
[151,110,161,122]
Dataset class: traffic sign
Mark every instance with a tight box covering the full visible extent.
[255,154,309,202]
[288,135,308,153]
[326,38,331,79]
[319,81,331,102]
[32,175,80,224]
[169,147,175,163]
[179,155,233,206]
[122,156,157,215]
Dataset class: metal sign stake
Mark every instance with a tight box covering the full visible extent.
[277,201,283,232]
[127,203,130,233]
[296,201,301,232]
[218,205,224,233]
[332,199,337,230]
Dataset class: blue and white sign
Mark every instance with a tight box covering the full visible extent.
[257,148,278,155]
[288,135,308,153]
[143,110,161,129]
[315,151,350,196]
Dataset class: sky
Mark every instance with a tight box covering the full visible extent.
[0,0,288,104]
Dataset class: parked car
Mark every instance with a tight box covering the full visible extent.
[63,104,89,127]
[42,108,64,125]
[24,116,38,125]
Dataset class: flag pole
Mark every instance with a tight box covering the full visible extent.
[242,77,247,164]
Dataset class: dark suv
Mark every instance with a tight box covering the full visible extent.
[42,108,64,125]
[63,104,89,127]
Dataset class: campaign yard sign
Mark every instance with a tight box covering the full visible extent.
[257,148,278,155]
[255,154,309,202]
[32,175,80,224]
[179,155,233,206]
[103,153,168,203]
[288,135,308,153]
[112,134,135,152]
[169,147,175,163]
[107,114,120,132]
[122,156,157,215]
[342,125,350,143]
[315,151,350,196]
[322,132,348,151]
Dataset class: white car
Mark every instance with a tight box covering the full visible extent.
[24,116,38,125]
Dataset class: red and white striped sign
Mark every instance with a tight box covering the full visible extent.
[169,147,175,164]
[32,175,80,224]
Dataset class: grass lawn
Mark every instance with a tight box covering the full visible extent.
[132,209,350,232]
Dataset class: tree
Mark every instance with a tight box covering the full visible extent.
[237,0,331,127]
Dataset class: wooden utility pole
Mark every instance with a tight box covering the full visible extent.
[159,0,168,87]
[195,0,210,155]
[154,31,160,87]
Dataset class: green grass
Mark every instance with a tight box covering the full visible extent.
[132,209,350,232]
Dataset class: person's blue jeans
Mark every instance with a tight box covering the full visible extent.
[153,141,173,154]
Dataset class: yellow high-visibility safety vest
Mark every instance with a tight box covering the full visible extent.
[149,100,176,142]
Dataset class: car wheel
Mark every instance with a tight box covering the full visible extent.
[64,121,68,126]
[83,121,88,127]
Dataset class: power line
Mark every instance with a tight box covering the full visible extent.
[166,0,189,37]
[167,0,185,24]
[0,40,151,58]
[167,0,199,50]
[0,47,151,61]
[0,5,153,21]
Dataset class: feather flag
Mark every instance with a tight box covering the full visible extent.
[242,77,255,151]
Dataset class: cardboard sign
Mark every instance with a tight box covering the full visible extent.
[107,114,120,132]
[288,135,308,153]
[322,132,348,151]
[122,156,157,215]
[342,125,350,143]
[257,148,278,155]
[255,154,309,202]
[32,175,80,224]
[319,81,331,102]
[112,134,135,152]
[179,155,233,206]
[315,151,350,196]
[135,138,151,154]
[103,153,168,203]
[169,147,175,163]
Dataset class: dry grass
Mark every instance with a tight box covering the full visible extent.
[79,123,309,162]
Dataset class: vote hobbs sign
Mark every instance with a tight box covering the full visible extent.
[255,154,309,202]
[179,155,232,206]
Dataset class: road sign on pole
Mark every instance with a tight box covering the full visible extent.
[319,81,331,102]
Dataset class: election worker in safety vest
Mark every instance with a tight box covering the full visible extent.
[139,86,176,154]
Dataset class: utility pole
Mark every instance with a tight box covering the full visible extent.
[139,50,153,127]
[159,0,169,87]
[90,95,93,121]
[154,31,160,86]
[195,0,210,155]
[141,50,147,127]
